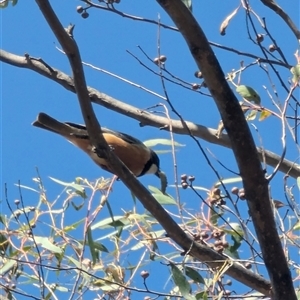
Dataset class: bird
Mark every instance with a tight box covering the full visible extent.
[32,113,161,178]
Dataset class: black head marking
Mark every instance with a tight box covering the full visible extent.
[139,150,160,177]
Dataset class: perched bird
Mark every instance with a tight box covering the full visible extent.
[32,113,161,178]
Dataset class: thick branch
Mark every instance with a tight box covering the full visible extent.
[1,49,299,180]
[35,1,106,153]
[260,0,300,40]
[156,1,296,299]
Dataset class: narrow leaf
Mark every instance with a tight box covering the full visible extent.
[143,138,184,148]
[214,177,242,187]
[87,226,98,265]
[259,110,272,121]
[181,0,192,12]
[152,193,176,205]
[0,259,15,274]
[196,291,208,300]
[91,216,130,230]
[64,219,85,232]
[185,266,205,284]
[292,221,300,231]
[55,286,68,292]
[67,256,87,271]
[236,85,261,104]
[290,64,300,83]
[0,0,9,8]
[34,236,63,253]
[170,263,194,299]
[14,184,39,193]
[225,223,244,239]
[246,110,257,121]
[210,207,222,226]
[49,176,86,198]
[220,6,240,35]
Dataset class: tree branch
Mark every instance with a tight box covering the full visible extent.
[1,48,299,180]
[2,1,270,294]
[260,0,300,40]
[84,0,293,69]
[156,0,296,299]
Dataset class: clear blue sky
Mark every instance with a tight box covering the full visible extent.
[1,1,299,298]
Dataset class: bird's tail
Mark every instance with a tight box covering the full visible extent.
[32,113,85,137]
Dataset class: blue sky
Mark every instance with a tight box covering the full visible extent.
[1,1,299,299]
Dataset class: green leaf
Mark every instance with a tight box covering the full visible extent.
[297,177,300,190]
[225,239,240,259]
[91,216,130,230]
[223,223,243,257]
[259,110,272,121]
[0,233,9,252]
[236,85,261,104]
[127,213,153,223]
[34,236,63,253]
[186,185,210,192]
[148,185,176,205]
[181,0,192,12]
[0,0,9,8]
[292,221,300,231]
[0,214,6,225]
[0,0,17,8]
[143,138,184,148]
[64,219,85,232]
[131,229,165,250]
[49,176,87,198]
[290,64,300,83]
[246,110,257,121]
[225,223,244,240]
[152,193,176,205]
[0,259,15,274]
[185,266,205,284]
[210,207,222,226]
[87,226,98,265]
[67,256,88,272]
[296,288,300,300]
[196,291,208,300]
[170,263,195,299]
[14,184,39,193]
[148,185,162,194]
[55,285,68,292]
[105,199,119,231]
[214,177,242,187]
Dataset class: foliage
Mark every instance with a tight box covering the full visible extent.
[0,0,18,8]
[1,0,300,299]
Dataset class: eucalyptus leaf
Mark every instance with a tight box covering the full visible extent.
[34,236,63,253]
[181,0,192,12]
[152,193,176,205]
[236,85,261,104]
[290,64,300,83]
[143,138,184,148]
[49,176,86,198]
[170,263,195,299]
